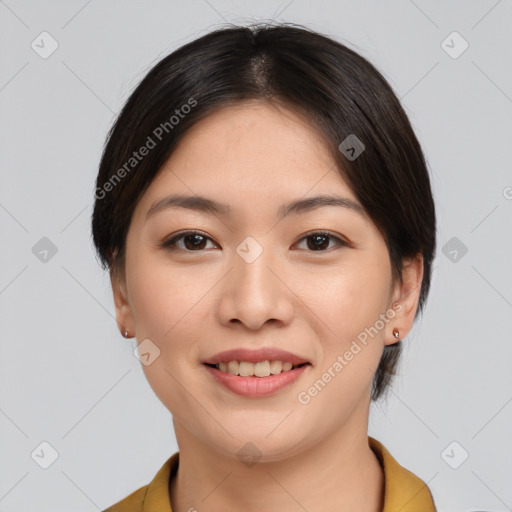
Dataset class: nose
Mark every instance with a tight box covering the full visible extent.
[216,243,294,331]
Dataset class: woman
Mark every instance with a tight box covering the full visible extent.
[92,22,437,512]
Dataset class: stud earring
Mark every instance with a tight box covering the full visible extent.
[392,328,400,340]
[123,329,129,338]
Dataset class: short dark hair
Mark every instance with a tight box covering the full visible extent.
[91,22,436,402]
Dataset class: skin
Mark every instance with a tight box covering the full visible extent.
[111,101,423,512]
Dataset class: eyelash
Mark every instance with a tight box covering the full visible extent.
[159,230,349,253]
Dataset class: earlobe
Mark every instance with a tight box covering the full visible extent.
[386,254,424,344]
[110,268,134,337]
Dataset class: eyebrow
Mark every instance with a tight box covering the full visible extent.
[146,193,367,221]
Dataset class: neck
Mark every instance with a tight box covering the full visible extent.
[169,420,384,512]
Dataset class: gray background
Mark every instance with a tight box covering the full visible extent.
[1,1,511,511]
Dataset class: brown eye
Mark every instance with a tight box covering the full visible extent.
[295,231,348,252]
[160,230,348,253]
[161,231,217,251]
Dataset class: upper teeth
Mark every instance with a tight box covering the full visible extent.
[217,360,296,377]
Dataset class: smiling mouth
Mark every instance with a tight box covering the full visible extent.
[203,361,311,378]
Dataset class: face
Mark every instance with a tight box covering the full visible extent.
[112,101,422,462]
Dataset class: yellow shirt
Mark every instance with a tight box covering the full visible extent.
[103,436,436,511]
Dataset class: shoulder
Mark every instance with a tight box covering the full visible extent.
[102,452,179,512]
[369,436,437,512]
[102,484,148,512]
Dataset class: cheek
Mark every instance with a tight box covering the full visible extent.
[128,258,207,409]
[310,259,391,340]
[307,257,391,398]
[301,272,389,412]
[126,248,200,337]
[126,253,214,391]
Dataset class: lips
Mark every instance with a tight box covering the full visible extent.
[201,347,311,366]
[204,361,311,397]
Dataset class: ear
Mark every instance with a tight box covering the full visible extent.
[110,264,135,338]
[385,253,424,346]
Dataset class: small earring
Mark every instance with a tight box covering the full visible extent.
[392,328,400,340]
[123,329,129,338]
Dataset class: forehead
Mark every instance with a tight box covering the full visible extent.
[133,101,362,223]
[175,101,334,163]
[159,102,347,182]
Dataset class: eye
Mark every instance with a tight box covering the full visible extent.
[160,230,218,251]
[160,230,349,253]
[294,231,349,252]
